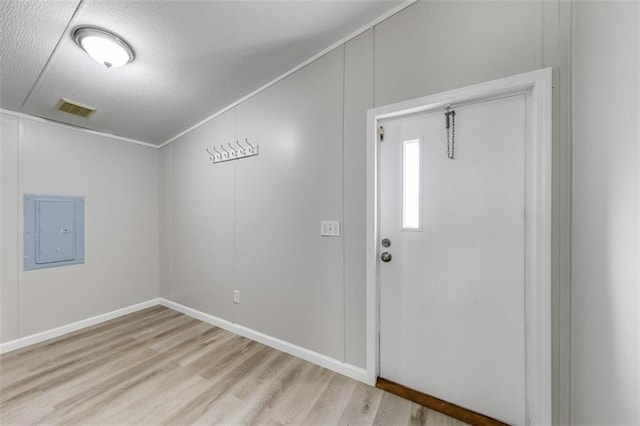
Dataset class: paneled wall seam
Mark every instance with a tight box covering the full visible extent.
[157,150,162,298]
[169,143,174,300]
[233,107,238,325]
[569,3,576,422]
[542,2,556,424]
[564,3,575,424]
[1,112,21,341]
[372,25,376,107]
[541,0,545,70]
[341,43,347,363]
[0,118,2,336]
[17,118,24,337]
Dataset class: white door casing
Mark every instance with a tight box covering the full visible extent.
[366,68,552,426]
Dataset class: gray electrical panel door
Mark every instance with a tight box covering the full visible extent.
[36,200,77,263]
[24,194,85,270]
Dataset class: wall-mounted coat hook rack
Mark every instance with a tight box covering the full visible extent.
[206,138,259,164]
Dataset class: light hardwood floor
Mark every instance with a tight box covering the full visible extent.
[0,306,467,425]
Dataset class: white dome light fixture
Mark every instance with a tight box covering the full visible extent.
[73,27,134,69]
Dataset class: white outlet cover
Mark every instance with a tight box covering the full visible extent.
[320,220,340,237]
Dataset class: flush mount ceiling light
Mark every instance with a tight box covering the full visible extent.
[73,27,134,68]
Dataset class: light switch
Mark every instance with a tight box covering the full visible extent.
[320,220,340,237]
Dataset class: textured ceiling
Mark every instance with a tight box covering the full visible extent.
[0,0,80,110]
[1,0,402,145]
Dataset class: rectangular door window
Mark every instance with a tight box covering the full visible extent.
[402,138,421,230]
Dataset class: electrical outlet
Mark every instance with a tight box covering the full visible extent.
[233,290,240,304]
[320,220,340,237]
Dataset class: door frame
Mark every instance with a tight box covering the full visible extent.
[365,68,552,425]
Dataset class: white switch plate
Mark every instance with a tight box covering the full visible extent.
[233,290,240,304]
[320,220,340,237]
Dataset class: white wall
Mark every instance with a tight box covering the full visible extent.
[373,0,543,107]
[234,48,346,359]
[160,2,573,422]
[159,142,172,299]
[162,48,347,359]
[167,108,236,322]
[343,28,374,367]
[0,113,160,341]
[1,2,635,424]
[1,114,20,341]
[572,2,640,424]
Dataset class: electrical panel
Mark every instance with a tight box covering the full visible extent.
[24,195,85,271]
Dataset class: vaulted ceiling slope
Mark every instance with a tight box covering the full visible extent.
[1,0,402,145]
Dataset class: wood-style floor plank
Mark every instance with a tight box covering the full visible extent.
[337,382,384,425]
[0,306,469,425]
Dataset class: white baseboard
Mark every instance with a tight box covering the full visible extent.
[159,298,370,384]
[0,298,161,355]
[0,297,370,386]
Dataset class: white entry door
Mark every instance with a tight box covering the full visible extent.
[378,95,527,425]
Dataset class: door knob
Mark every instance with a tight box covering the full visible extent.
[381,252,392,262]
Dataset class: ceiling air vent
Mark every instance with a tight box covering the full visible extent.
[54,98,96,118]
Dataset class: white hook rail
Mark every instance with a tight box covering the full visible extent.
[206,138,259,164]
